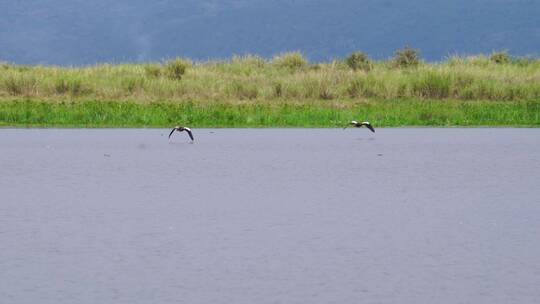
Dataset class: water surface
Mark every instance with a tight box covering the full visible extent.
[1,128,540,303]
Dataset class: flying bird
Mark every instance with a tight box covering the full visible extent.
[169,126,194,141]
[344,121,375,132]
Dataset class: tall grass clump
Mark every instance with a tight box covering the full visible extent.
[411,71,451,99]
[393,47,421,68]
[232,55,267,68]
[511,57,535,67]
[346,76,379,98]
[144,64,162,78]
[227,81,259,100]
[346,52,372,71]
[54,77,85,96]
[2,74,37,96]
[272,52,308,70]
[299,76,339,100]
[465,55,491,67]
[273,82,284,98]
[121,77,146,94]
[165,58,190,80]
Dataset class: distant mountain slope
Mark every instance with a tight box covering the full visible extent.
[1,0,539,65]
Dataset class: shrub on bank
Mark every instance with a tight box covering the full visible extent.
[490,51,510,64]
[393,47,421,68]
[165,58,190,80]
[346,52,372,71]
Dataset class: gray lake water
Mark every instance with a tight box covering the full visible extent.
[1,128,540,304]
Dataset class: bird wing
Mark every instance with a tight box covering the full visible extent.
[185,129,194,141]
[344,121,357,129]
[168,128,177,138]
[363,123,375,133]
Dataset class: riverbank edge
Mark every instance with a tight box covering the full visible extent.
[1,99,538,128]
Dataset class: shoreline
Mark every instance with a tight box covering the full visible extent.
[1,99,538,128]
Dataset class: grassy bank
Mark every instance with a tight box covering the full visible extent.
[1,99,538,128]
[1,51,539,127]
[2,53,540,103]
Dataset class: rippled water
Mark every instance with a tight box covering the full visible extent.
[1,128,540,303]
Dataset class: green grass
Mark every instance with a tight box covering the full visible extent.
[0,52,539,127]
[1,99,538,128]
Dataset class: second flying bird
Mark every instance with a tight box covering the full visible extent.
[169,126,194,141]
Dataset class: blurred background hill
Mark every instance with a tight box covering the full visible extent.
[1,0,539,65]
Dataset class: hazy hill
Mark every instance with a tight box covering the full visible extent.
[1,0,539,65]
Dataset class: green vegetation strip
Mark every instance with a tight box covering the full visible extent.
[1,99,538,128]
[1,52,539,127]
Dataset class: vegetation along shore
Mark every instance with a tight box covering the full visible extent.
[1,49,539,127]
